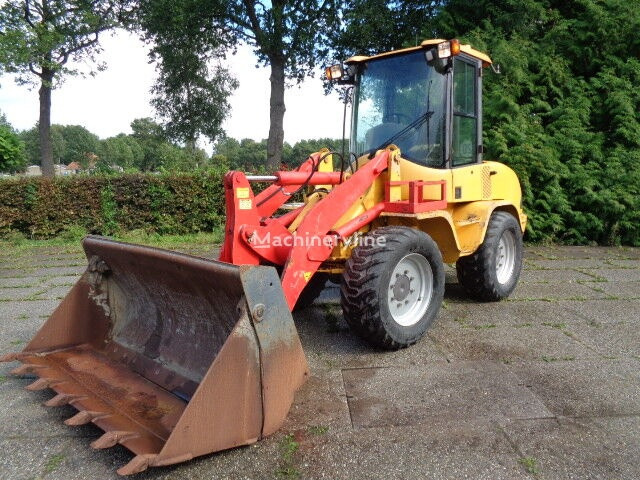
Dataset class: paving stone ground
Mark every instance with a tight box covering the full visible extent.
[0,243,638,479]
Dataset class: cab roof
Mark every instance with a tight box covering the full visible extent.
[345,39,492,66]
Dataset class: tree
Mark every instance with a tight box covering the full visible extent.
[213,137,267,171]
[130,117,169,171]
[0,0,131,176]
[18,123,98,166]
[99,134,144,169]
[129,117,206,171]
[59,125,100,165]
[137,0,238,149]
[284,138,344,167]
[0,113,26,173]
[334,0,640,245]
[139,0,341,170]
[19,124,66,165]
[331,1,444,59]
[225,0,342,169]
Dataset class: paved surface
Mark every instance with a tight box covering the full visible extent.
[0,243,639,479]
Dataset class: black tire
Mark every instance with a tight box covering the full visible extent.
[456,211,523,301]
[294,273,329,310]
[341,226,445,350]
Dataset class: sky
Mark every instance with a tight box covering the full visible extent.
[0,30,346,149]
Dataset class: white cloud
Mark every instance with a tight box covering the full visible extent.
[0,29,346,146]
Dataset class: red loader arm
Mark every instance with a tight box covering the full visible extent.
[219,150,392,310]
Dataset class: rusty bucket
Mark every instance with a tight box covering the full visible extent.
[1,236,308,475]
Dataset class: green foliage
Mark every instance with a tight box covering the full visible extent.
[0,124,26,173]
[213,137,344,171]
[0,1,132,174]
[333,0,640,246]
[0,1,131,86]
[20,124,99,167]
[138,0,237,146]
[137,0,343,168]
[331,1,444,59]
[285,138,345,167]
[214,137,267,171]
[100,183,119,236]
[99,134,144,170]
[19,125,65,165]
[0,171,226,238]
[58,125,100,165]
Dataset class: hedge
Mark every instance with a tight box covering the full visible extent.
[0,171,226,238]
[1,169,638,245]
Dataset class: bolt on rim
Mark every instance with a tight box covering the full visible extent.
[496,230,516,284]
[387,253,433,326]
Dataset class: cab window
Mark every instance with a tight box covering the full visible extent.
[452,59,478,166]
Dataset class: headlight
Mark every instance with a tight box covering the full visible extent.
[427,39,461,60]
[325,64,344,81]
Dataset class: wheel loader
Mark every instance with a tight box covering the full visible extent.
[1,39,526,475]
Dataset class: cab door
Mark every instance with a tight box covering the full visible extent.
[449,56,487,202]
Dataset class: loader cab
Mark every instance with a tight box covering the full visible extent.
[341,39,489,169]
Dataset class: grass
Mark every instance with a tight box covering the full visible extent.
[117,229,225,249]
[276,434,301,479]
[44,454,65,474]
[322,305,343,333]
[541,355,575,362]
[467,323,496,330]
[518,456,539,475]
[24,289,49,301]
[0,375,7,384]
[542,322,566,329]
[575,269,607,282]
[453,314,468,326]
[10,339,24,346]
[0,229,224,256]
[308,425,329,435]
[0,283,39,289]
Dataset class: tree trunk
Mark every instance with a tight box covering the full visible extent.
[39,70,55,177]
[266,57,286,171]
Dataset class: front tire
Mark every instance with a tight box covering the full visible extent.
[341,226,445,350]
[456,211,523,301]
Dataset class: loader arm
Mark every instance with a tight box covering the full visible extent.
[219,150,393,310]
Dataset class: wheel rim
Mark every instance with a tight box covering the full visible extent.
[496,230,516,284]
[387,253,433,327]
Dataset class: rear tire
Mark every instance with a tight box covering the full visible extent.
[456,211,523,301]
[341,226,445,350]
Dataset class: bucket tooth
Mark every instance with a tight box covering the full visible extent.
[65,410,111,426]
[25,378,63,391]
[44,393,85,407]
[91,431,140,450]
[117,454,157,476]
[10,364,45,376]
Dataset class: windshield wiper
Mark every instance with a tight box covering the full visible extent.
[368,110,435,158]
